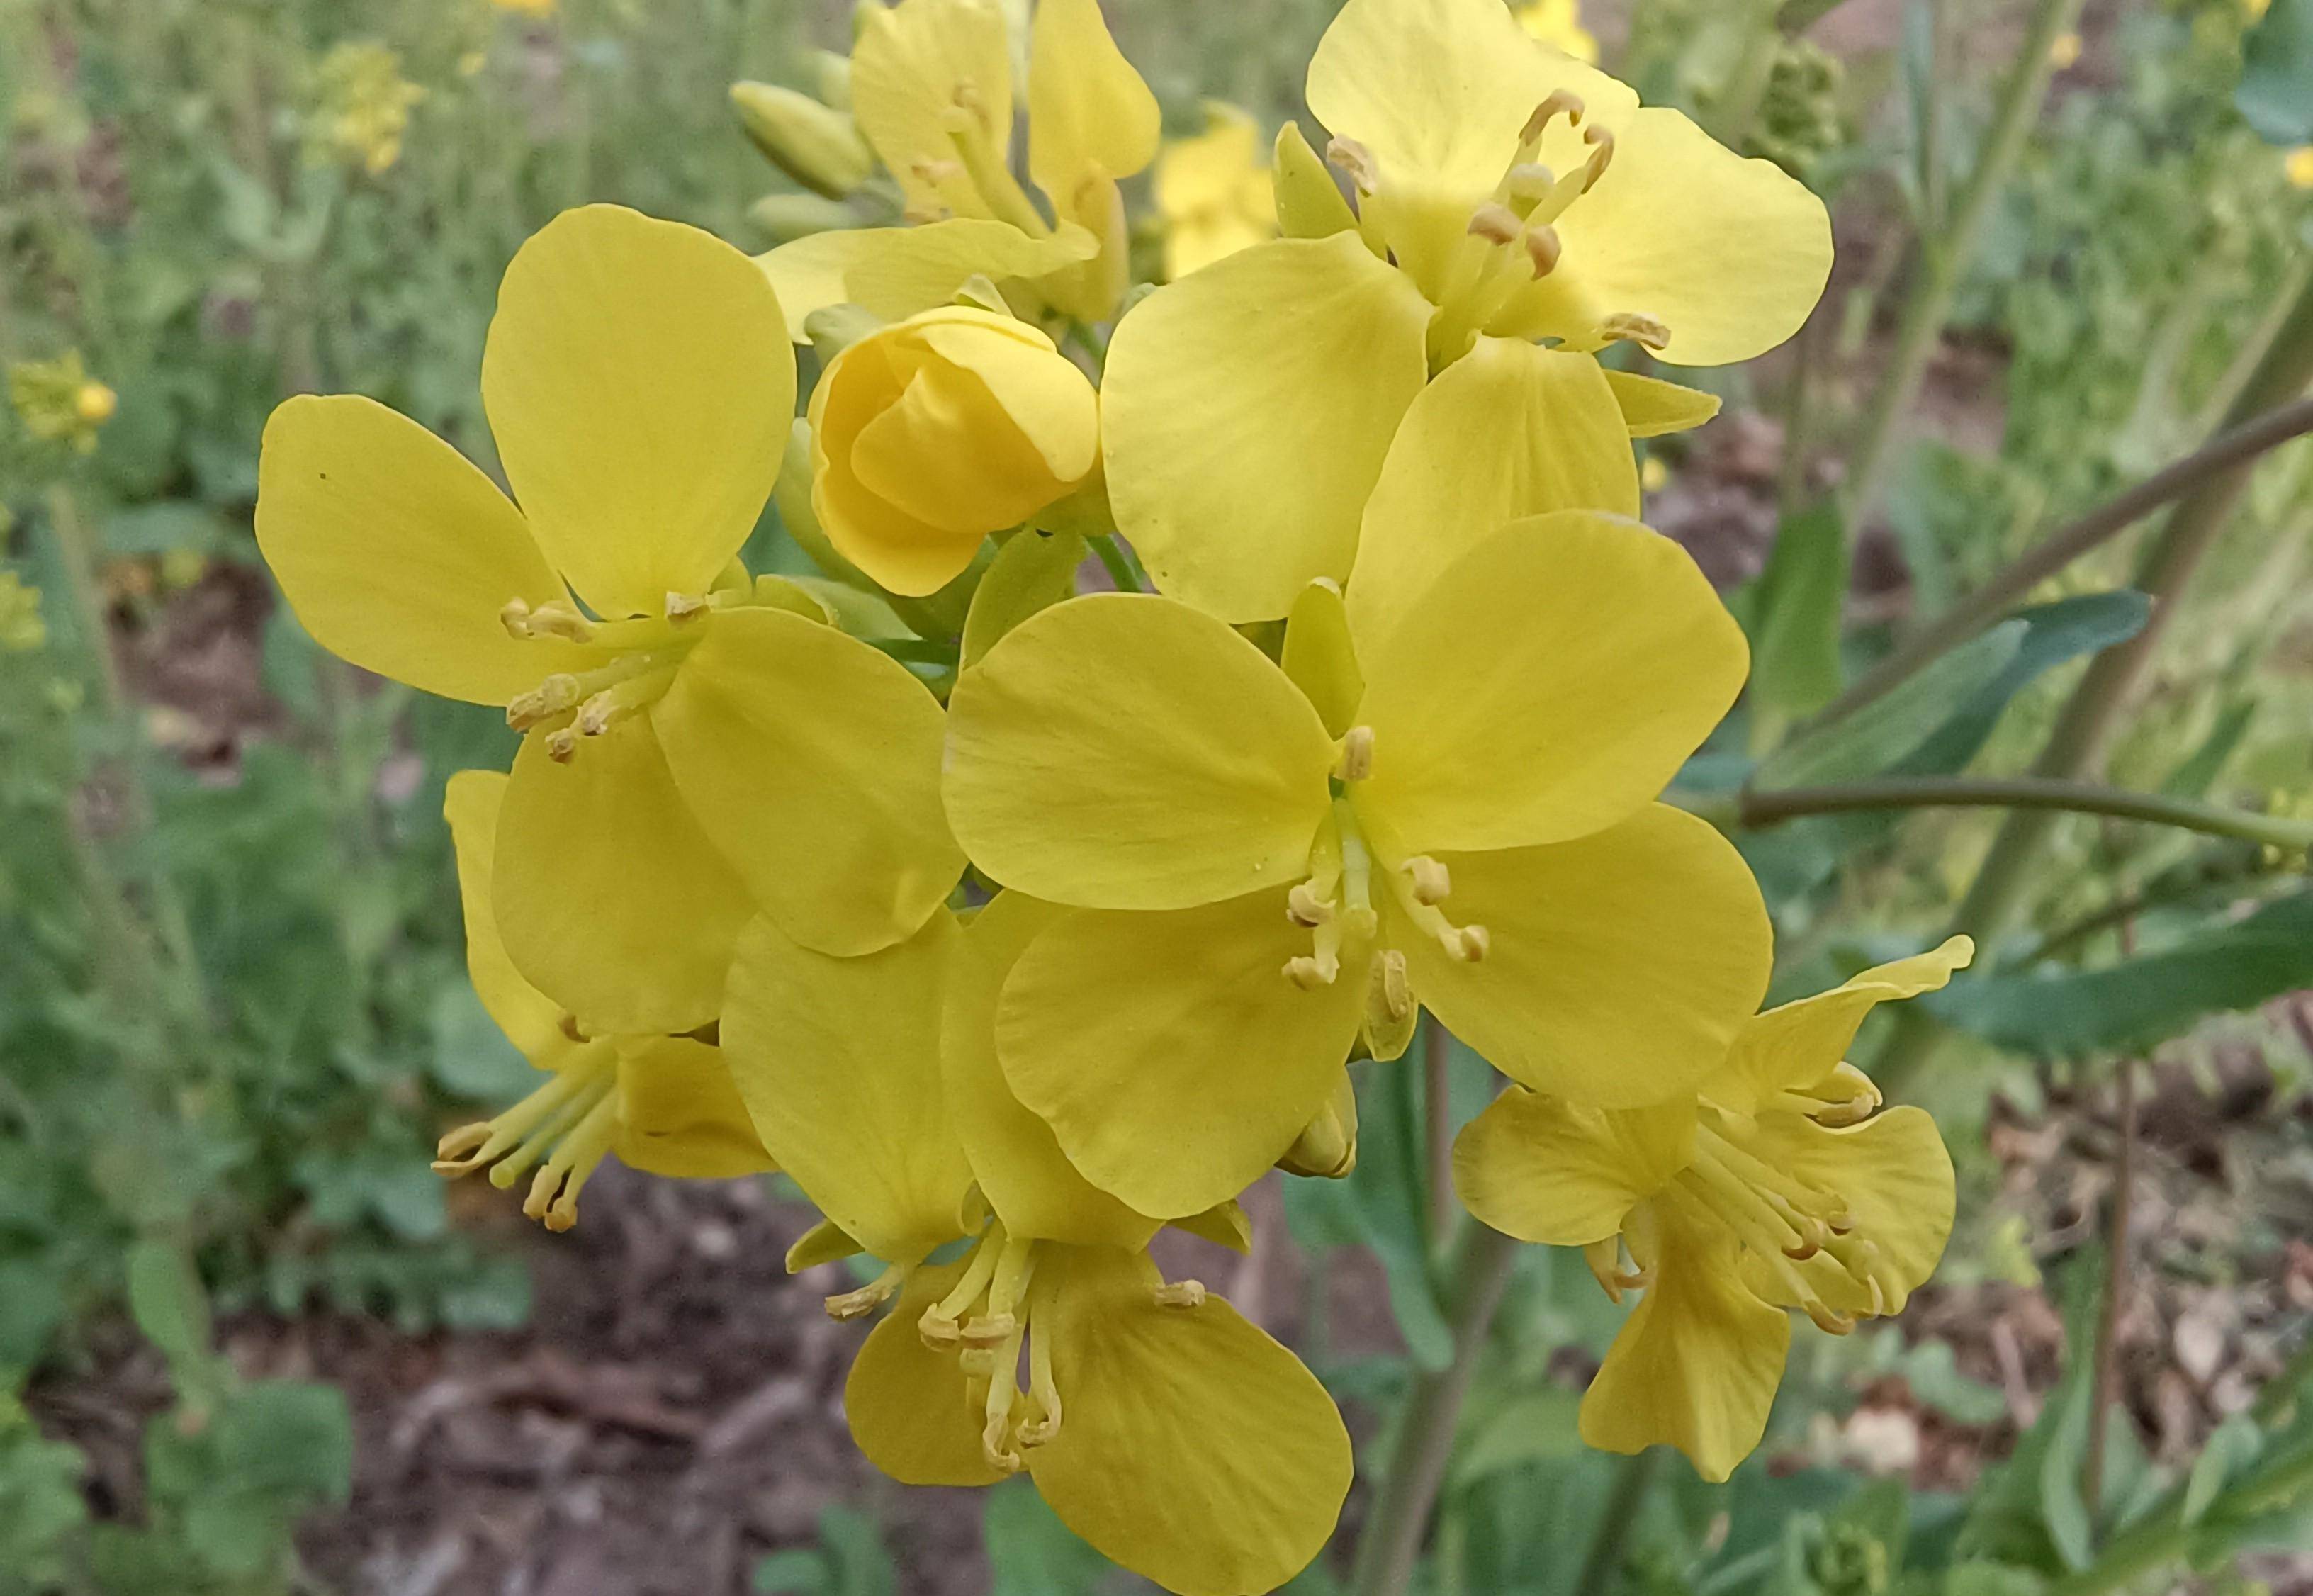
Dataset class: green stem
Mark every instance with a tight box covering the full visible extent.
[1346,1223,1523,1596]
[1572,1450,1662,1596]
[1872,271,2313,1098]
[1841,0,2084,532]
[1808,394,2313,729]
[1730,777,2313,852]
[1422,1022,1456,1258]
[1090,532,1144,594]
[1711,0,1786,150]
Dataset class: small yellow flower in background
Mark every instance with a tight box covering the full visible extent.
[457,50,489,78]
[944,503,1770,1219]
[759,0,1160,330]
[2047,30,2083,69]
[255,204,962,1040]
[721,894,1351,1596]
[493,0,558,14]
[1515,0,1598,63]
[1455,938,1973,1480]
[0,572,47,653]
[810,305,1101,595]
[310,41,426,176]
[2244,0,2271,18]
[1156,103,1277,280]
[1098,0,1828,621]
[1640,453,1670,493]
[9,352,116,454]
[432,772,774,1230]
[2287,146,2313,189]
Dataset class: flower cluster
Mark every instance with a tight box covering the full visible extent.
[253,0,1964,1586]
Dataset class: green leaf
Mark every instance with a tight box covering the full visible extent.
[2159,700,2256,800]
[125,1240,211,1366]
[213,1381,354,1505]
[184,1489,288,1578]
[1744,505,1851,721]
[1928,892,2313,1055]
[1449,1384,1584,1487]
[2182,1415,2264,1524]
[429,981,542,1103]
[1758,621,2024,787]
[982,1480,1118,1595]
[753,1549,834,1595]
[2239,0,2313,145]
[963,529,1085,667]
[1897,592,2150,777]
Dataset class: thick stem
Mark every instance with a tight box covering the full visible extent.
[1811,395,2313,729]
[1423,1023,1455,1255]
[1873,272,2313,1098]
[1346,1223,1522,1596]
[1841,0,2085,531]
[1730,777,2313,852]
[1572,1449,1662,1596]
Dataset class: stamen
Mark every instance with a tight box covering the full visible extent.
[1152,1279,1205,1308]
[1579,124,1616,191]
[520,601,596,644]
[544,727,579,763]
[521,1084,621,1231]
[1522,91,1585,142]
[1287,882,1333,926]
[1380,852,1490,961]
[558,1012,587,1042]
[1018,1302,1062,1448]
[1371,948,1411,1022]
[825,1262,906,1321]
[507,673,581,730]
[575,666,677,737]
[920,1223,1005,1349]
[1504,164,1557,211]
[665,591,709,624]
[433,1044,617,1181]
[1524,224,1563,278]
[1325,136,1380,193]
[1467,203,1522,245]
[1598,312,1671,351]
[1283,955,1333,990]
[500,597,534,637]
[1402,856,1451,906]
[979,1321,1028,1473]
[1334,726,1375,782]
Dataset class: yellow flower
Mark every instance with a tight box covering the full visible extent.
[2047,30,2083,69]
[0,571,47,653]
[2287,146,2313,189]
[1515,0,1598,63]
[1098,0,1829,621]
[493,0,557,14]
[9,352,114,454]
[943,505,1771,1218]
[1156,103,1278,279]
[1454,938,1972,1480]
[758,0,1159,329]
[809,305,1101,595]
[720,897,1351,1596]
[431,772,774,1230]
[310,41,426,176]
[255,205,961,1038]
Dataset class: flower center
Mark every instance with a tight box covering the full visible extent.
[432,1039,621,1231]
[497,592,720,762]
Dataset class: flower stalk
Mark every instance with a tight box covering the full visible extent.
[1723,777,2313,853]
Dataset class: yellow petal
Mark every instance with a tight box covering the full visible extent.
[758,220,1099,336]
[1100,235,1433,623]
[481,205,794,616]
[651,607,962,956]
[1158,105,1278,279]
[1604,369,1723,438]
[1272,120,1359,242]
[1713,938,1974,1116]
[443,769,569,1064]
[1453,1088,1693,1247]
[945,594,1336,910]
[722,910,975,1265]
[914,310,1101,482]
[848,1260,1007,1487]
[1281,578,1364,738]
[809,349,994,596]
[944,893,1161,1249]
[254,395,596,704]
[1404,807,1771,1108]
[1345,340,1640,652]
[1741,1107,1954,1317]
[1493,108,1832,366]
[997,896,1366,1218]
[612,1037,776,1179]
[1305,0,1636,201]
[1580,1203,1790,1482]
[1026,0,1159,201]
[1354,512,1748,853]
[1028,1247,1352,1596]
[494,718,754,1036]
[850,0,1013,221]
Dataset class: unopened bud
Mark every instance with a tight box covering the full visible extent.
[1278,1072,1359,1179]
[730,82,875,198]
[748,191,860,243]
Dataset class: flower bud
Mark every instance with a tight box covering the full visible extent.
[748,191,860,243]
[809,307,1101,596]
[1276,1070,1358,1180]
[729,82,874,199]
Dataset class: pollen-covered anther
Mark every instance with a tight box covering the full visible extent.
[1783,1215,1829,1261]
[519,600,596,644]
[500,597,534,637]
[1376,948,1411,1021]
[918,1310,964,1349]
[1522,89,1585,142]
[1579,123,1616,189]
[1455,924,1491,962]
[1504,163,1557,211]
[1468,203,1522,245]
[824,1266,904,1322]
[1334,725,1375,782]
[1403,855,1452,906]
[959,1311,1019,1349]
[432,1122,494,1170]
[544,727,580,763]
[1286,882,1334,927]
[908,156,966,187]
[1283,954,1334,990]
[1524,223,1563,278]
[1152,1280,1205,1309]
[558,1012,587,1042]
[507,673,581,729]
[1325,135,1380,194]
[1599,311,1671,351]
[1803,1300,1857,1336]
[665,590,709,624]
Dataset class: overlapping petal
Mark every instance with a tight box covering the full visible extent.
[945,594,1336,910]
[443,769,570,1064]
[1713,938,1974,1116]
[1453,1089,1694,1247]
[1354,512,1748,854]
[480,205,793,617]
[847,1260,1008,1488]
[996,893,1365,1218]
[1740,1107,1954,1318]
[1101,235,1432,622]
[254,395,598,704]
[612,1038,776,1179]
[758,220,1099,334]
[1404,807,1771,1108]
[1025,0,1160,202]
[850,0,1014,221]
[651,607,962,956]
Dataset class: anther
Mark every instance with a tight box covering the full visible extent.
[1283,955,1333,990]
[1403,856,1451,906]
[908,156,966,188]
[1504,163,1558,212]
[558,1012,587,1043]
[959,1312,1019,1349]
[1376,948,1411,1021]
[1522,91,1585,141]
[1598,312,1670,351]
[1325,135,1380,194]
[665,591,709,624]
[522,602,596,644]
[507,674,581,729]
[1783,1215,1829,1261]
[1524,224,1563,278]
[1468,203,1521,245]
[1287,883,1334,927]
[1152,1280,1205,1309]
[1580,124,1616,189]
[545,728,579,763]
[500,597,535,637]
[824,1266,904,1321]
[1455,924,1490,962]
[1335,725,1375,782]
[1803,1300,1857,1336]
